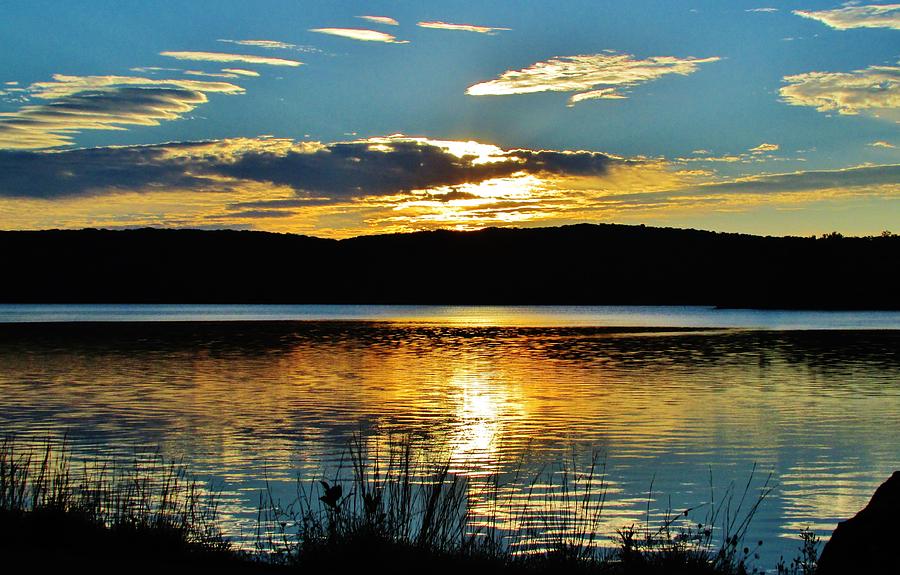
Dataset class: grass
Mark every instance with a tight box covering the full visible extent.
[0,434,819,573]
[0,435,267,570]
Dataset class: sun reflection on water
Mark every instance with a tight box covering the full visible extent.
[0,322,898,564]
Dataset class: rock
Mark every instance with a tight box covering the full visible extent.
[817,471,900,574]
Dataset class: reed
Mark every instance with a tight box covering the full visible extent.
[255,434,780,574]
[0,434,233,568]
[1,433,812,573]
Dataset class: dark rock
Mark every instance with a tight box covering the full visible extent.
[818,471,900,574]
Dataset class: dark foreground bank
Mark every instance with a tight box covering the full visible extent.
[0,436,835,574]
[2,224,898,308]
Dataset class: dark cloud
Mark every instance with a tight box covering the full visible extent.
[228,198,337,209]
[207,141,622,197]
[0,137,622,200]
[510,148,629,176]
[0,144,212,198]
[585,164,900,209]
[681,164,900,195]
[212,209,298,219]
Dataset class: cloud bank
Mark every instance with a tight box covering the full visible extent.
[467,52,720,105]
[793,4,900,30]
[1,135,895,236]
[0,135,628,199]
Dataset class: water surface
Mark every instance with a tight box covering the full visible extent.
[1,305,898,568]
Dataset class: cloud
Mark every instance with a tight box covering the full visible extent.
[567,88,627,107]
[466,52,720,105]
[746,8,779,12]
[221,68,260,77]
[780,63,900,116]
[749,142,779,153]
[309,28,408,43]
[160,51,303,66]
[184,70,239,79]
[416,21,511,34]
[217,39,321,53]
[793,4,900,30]
[357,16,399,26]
[673,164,900,196]
[0,135,629,200]
[869,140,896,148]
[130,66,181,74]
[1,136,897,235]
[0,144,217,198]
[0,74,243,149]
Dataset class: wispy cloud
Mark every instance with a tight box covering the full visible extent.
[160,51,303,66]
[0,74,243,149]
[184,70,239,79]
[130,66,181,74]
[357,15,399,26]
[793,4,900,30]
[309,28,408,43]
[676,143,786,165]
[869,140,896,148]
[416,21,511,34]
[746,8,779,13]
[749,142,779,153]
[567,88,627,107]
[780,63,900,116]
[221,68,260,77]
[467,52,720,105]
[217,39,321,53]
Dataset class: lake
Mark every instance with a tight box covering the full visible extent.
[1,305,898,568]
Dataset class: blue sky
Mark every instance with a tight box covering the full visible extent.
[1,1,898,236]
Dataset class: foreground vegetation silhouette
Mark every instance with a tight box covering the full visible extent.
[0,435,824,573]
[1,223,897,308]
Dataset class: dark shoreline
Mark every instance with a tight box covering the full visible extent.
[2,224,898,309]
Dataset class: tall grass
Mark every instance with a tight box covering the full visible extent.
[255,434,777,574]
[0,435,227,556]
[1,433,806,573]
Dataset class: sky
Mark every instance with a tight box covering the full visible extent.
[1,0,898,238]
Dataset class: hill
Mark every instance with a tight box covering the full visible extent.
[1,224,897,308]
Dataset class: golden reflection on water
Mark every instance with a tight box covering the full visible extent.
[0,322,899,563]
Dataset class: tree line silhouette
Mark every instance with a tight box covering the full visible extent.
[1,224,897,308]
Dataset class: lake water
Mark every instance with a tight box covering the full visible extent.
[1,305,898,568]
